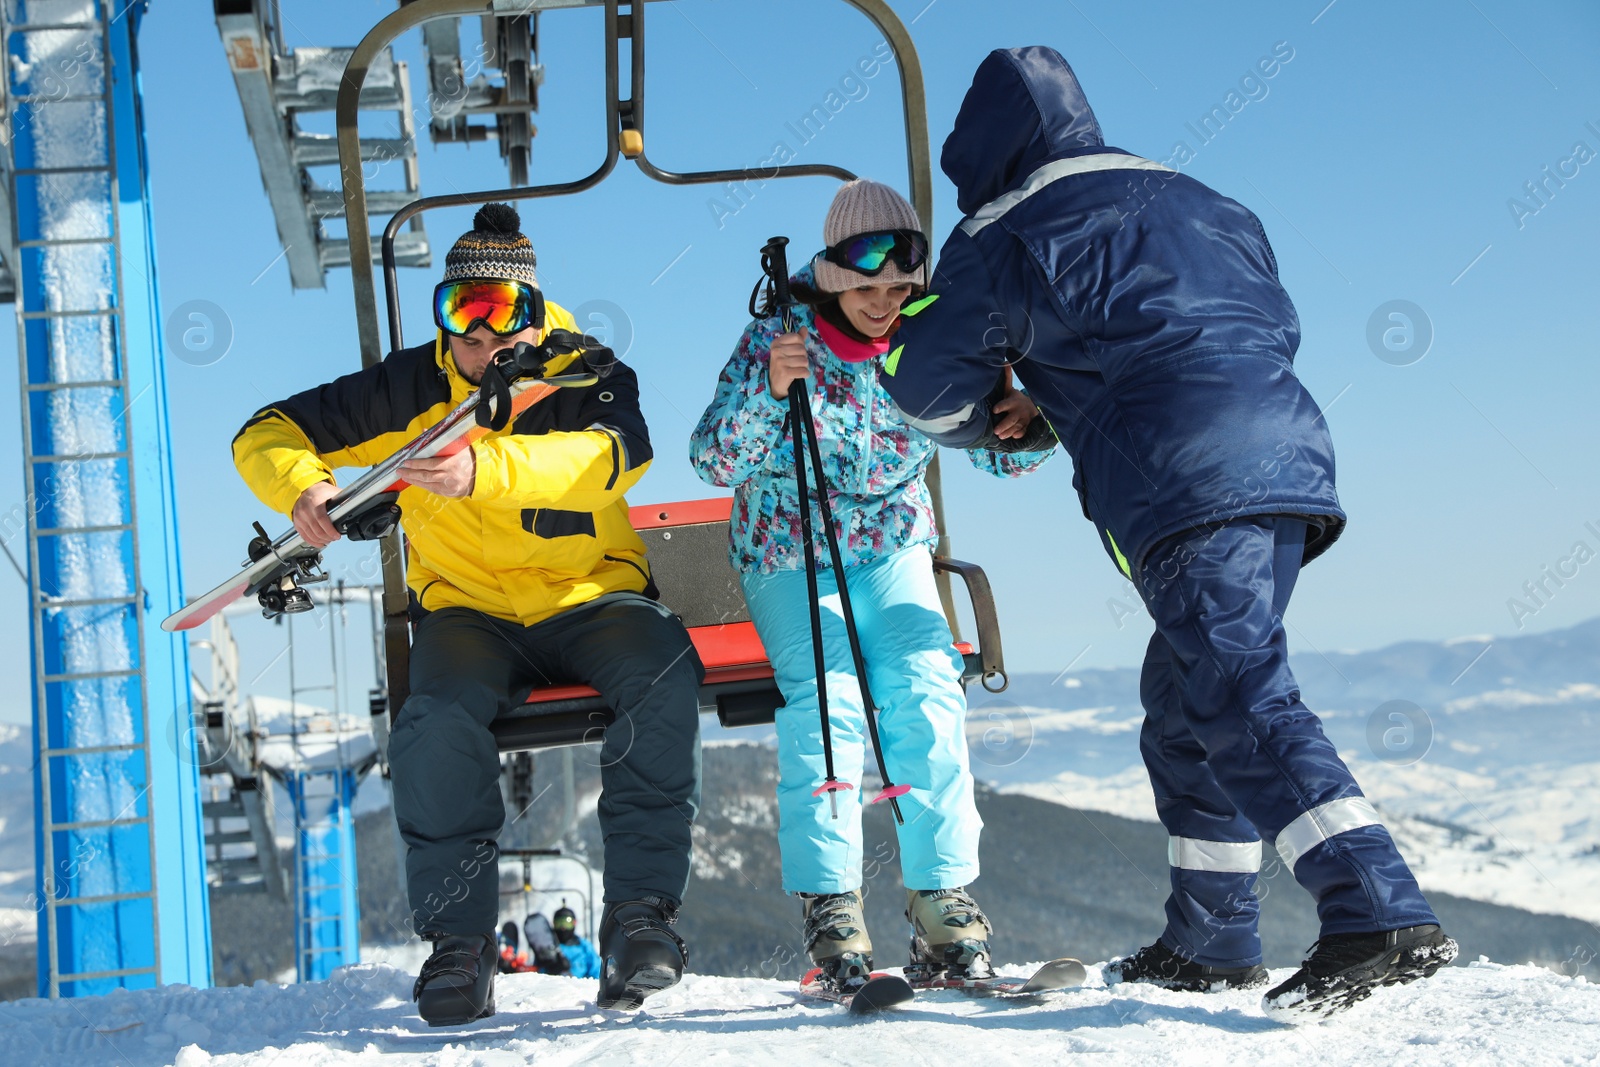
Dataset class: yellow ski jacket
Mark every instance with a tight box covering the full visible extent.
[233,302,656,627]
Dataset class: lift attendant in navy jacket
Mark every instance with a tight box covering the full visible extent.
[881,47,1454,1012]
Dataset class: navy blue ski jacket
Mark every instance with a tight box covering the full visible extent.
[882,46,1345,582]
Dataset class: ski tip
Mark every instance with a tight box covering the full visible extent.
[163,581,250,633]
[1018,957,1089,994]
[847,975,916,1015]
[161,612,205,633]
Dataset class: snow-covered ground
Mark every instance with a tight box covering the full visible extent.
[0,954,1593,1066]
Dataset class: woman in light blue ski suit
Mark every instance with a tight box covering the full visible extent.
[689,180,1054,985]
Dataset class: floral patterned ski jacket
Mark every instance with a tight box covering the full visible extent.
[689,274,1054,576]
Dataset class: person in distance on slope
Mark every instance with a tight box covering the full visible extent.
[233,204,701,1024]
[878,47,1458,1018]
[553,905,603,978]
[690,180,1056,989]
[497,921,536,974]
[522,913,574,976]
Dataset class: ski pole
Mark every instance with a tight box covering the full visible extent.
[761,238,850,818]
[758,236,905,824]
[794,381,907,824]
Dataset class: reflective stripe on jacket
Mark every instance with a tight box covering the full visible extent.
[232,301,656,627]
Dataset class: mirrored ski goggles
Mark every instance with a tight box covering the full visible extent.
[819,229,929,277]
[432,279,545,336]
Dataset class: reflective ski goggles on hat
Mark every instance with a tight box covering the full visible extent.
[432,278,545,336]
[818,228,929,277]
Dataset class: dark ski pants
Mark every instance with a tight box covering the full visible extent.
[1137,517,1436,967]
[388,594,703,938]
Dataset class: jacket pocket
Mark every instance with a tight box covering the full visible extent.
[523,508,597,539]
[604,553,660,600]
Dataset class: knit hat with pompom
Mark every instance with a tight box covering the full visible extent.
[443,203,538,288]
[812,179,926,294]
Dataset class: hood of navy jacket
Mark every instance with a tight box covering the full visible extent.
[888,46,1344,577]
[941,46,1105,216]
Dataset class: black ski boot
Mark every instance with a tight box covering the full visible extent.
[413,933,498,1026]
[1107,938,1267,992]
[1263,924,1458,1019]
[801,890,874,988]
[906,887,995,983]
[597,897,688,1010]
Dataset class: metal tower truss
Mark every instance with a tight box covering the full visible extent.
[191,615,288,900]
[3,0,210,996]
[262,592,381,982]
[214,0,429,289]
[214,0,555,291]
[285,764,360,982]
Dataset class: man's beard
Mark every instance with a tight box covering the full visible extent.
[453,353,485,386]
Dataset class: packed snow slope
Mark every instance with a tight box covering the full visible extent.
[0,957,1594,1066]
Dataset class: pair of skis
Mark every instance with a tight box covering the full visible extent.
[161,332,609,634]
[799,958,1088,1015]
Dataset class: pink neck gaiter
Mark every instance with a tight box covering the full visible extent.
[815,314,893,364]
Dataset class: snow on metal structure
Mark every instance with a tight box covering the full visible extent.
[213,0,429,290]
[2,0,210,995]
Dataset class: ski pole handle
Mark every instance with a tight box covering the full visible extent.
[761,235,797,333]
[762,236,792,305]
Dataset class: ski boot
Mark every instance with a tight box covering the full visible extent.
[413,932,498,1026]
[1263,924,1458,1019]
[905,887,995,983]
[801,890,874,988]
[1107,938,1267,992]
[597,896,688,1010]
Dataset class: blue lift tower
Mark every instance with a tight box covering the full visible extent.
[1,0,211,995]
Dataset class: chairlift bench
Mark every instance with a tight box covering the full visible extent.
[489,497,1007,753]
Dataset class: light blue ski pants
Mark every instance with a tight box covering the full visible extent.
[741,545,982,895]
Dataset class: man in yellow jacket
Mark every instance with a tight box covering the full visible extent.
[234,204,702,1024]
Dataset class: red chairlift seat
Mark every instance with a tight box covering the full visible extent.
[488,497,1007,753]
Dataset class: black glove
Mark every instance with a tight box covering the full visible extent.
[477,331,617,430]
[970,414,1058,453]
[525,329,617,378]
[964,371,1058,453]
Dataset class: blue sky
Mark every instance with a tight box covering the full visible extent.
[1,0,1597,721]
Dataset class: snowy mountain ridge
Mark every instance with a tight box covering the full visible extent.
[969,615,1600,928]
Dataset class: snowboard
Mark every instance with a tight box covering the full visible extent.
[798,968,917,1015]
[162,336,603,634]
[909,957,1088,998]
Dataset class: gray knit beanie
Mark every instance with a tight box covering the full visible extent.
[812,179,927,294]
[443,203,539,288]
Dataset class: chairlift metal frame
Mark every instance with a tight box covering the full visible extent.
[499,847,599,940]
[332,0,968,723]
